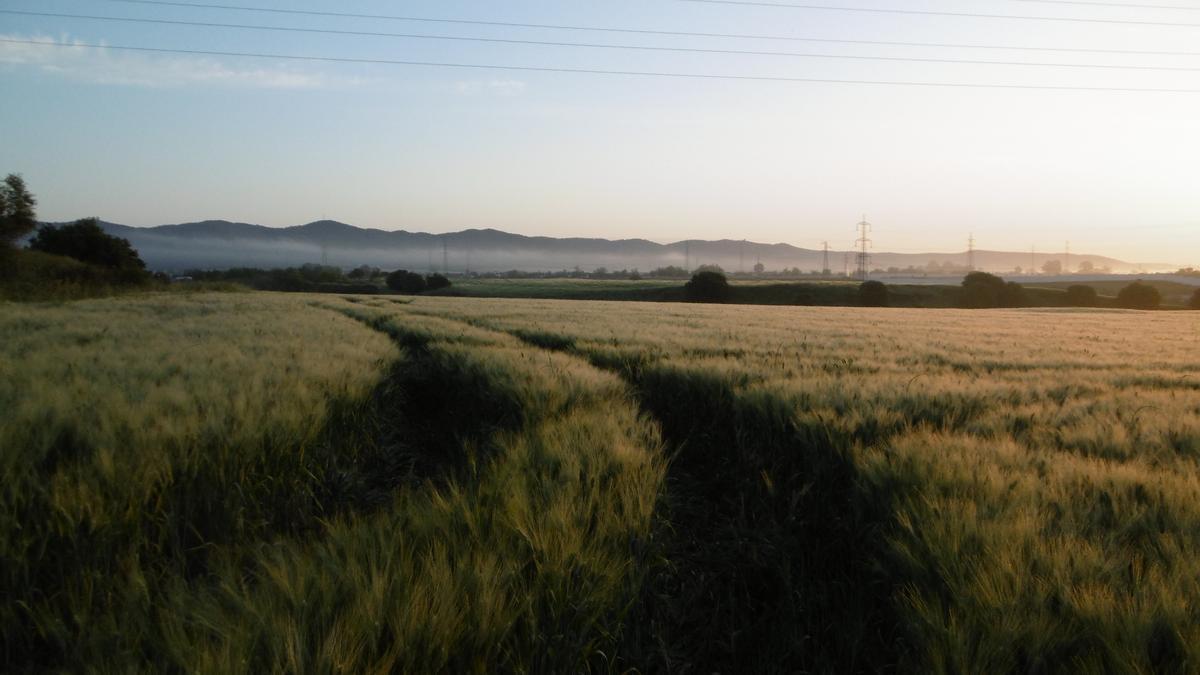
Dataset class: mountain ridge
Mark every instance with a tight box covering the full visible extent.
[63,219,1150,273]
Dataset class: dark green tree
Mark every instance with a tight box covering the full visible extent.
[960,271,1006,308]
[1190,288,1200,310]
[858,280,889,307]
[1065,285,1098,307]
[347,265,380,280]
[28,218,147,280]
[1116,281,1161,310]
[685,270,731,303]
[425,273,452,291]
[386,269,427,294]
[0,174,37,248]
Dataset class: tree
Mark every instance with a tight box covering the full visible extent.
[1190,288,1200,310]
[685,270,731,303]
[28,218,147,280]
[960,271,1006,308]
[1078,260,1095,274]
[1065,285,1098,307]
[0,174,37,248]
[425,273,452,291]
[1116,281,1161,310]
[695,264,724,275]
[753,262,765,274]
[386,269,427,293]
[347,265,380,280]
[858,280,889,307]
[1041,260,1063,275]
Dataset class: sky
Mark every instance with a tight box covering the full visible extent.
[1,0,1198,264]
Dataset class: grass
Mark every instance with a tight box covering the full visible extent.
[4,292,1199,672]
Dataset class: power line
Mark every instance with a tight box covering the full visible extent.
[81,0,1200,56]
[11,11,1200,73]
[1003,0,1200,10]
[677,0,1200,27]
[7,38,1200,93]
[856,216,873,281]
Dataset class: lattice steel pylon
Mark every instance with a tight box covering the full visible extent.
[855,216,873,280]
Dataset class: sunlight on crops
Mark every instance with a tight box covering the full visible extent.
[3,292,1198,672]
[403,297,1200,672]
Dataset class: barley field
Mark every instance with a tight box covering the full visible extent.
[3,292,1198,673]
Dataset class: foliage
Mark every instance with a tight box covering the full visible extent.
[1116,281,1161,309]
[1191,288,1200,310]
[346,264,382,280]
[960,271,1002,308]
[385,269,428,293]
[999,280,1027,307]
[0,173,37,248]
[648,265,690,278]
[28,218,148,282]
[959,272,1026,308]
[187,264,380,293]
[425,272,452,291]
[858,280,889,307]
[1064,284,1098,307]
[684,270,731,303]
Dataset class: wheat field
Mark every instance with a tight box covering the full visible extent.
[3,292,1198,672]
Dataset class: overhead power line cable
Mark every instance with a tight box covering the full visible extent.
[1003,0,1200,10]
[676,0,1200,27]
[9,10,1200,72]
[4,38,1198,93]
[80,0,1200,56]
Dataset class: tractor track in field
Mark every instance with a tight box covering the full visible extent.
[395,306,906,674]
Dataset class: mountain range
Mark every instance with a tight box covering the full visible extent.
[76,219,1150,274]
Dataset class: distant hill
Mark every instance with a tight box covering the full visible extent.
[58,219,1148,274]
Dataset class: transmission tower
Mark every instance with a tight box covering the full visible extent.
[822,241,831,276]
[855,216,873,280]
[842,252,850,278]
[968,233,976,272]
[443,240,449,274]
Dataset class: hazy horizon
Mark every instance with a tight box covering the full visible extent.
[3,0,1198,264]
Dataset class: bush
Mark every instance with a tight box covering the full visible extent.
[1190,288,1200,310]
[28,218,148,283]
[685,271,731,303]
[960,271,1006,308]
[960,272,1024,308]
[0,250,130,301]
[858,280,889,307]
[999,282,1027,308]
[1117,281,1161,310]
[1065,285,1098,307]
[425,273,452,291]
[386,269,427,294]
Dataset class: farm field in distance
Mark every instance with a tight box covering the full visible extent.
[3,292,1199,673]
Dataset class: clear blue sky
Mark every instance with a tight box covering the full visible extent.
[2,0,1198,263]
